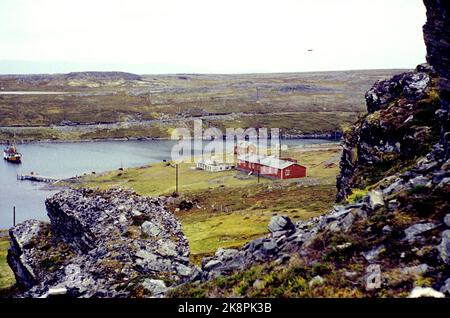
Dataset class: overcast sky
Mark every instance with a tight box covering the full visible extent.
[0,0,427,74]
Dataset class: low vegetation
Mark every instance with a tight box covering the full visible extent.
[0,233,14,291]
[0,70,403,142]
[175,183,336,259]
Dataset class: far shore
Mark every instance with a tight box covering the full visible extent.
[0,134,342,145]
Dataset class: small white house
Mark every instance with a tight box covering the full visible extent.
[196,159,234,172]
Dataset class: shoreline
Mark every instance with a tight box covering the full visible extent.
[0,134,342,145]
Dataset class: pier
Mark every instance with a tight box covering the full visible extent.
[17,174,60,183]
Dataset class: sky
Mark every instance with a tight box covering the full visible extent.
[0,0,427,74]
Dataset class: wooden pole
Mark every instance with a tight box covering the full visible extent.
[257,161,260,184]
[13,206,16,227]
[176,164,179,193]
[257,136,260,184]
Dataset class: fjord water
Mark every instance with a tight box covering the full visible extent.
[0,139,331,229]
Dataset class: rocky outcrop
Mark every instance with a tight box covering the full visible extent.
[7,188,197,298]
[336,0,450,201]
[423,0,450,157]
[365,68,432,114]
[336,65,441,202]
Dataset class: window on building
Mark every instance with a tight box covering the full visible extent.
[285,169,291,176]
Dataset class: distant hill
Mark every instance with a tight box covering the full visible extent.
[64,71,142,81]
[0,71,142,89]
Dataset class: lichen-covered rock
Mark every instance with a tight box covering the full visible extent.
[141,279,168,297]
[7,188,196,298]
[368,191,384,210]
[423,0,450,158]
[365,71,431,114]
[336,66,440,202]
[267,215,295,234]
[439,230,450,265]
[6,220,42,289]
[404,222,439,242]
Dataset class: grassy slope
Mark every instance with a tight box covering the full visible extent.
[0,234,14,290]
[176,183,336,258]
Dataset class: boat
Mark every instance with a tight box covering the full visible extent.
[3,143,22,163]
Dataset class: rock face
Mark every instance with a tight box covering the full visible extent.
[336,65,440,201]
[423,0,450,158]
[365,70,432,114]
[7,188,196,298]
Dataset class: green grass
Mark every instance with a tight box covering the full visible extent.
[168,256,365,298]
[0,235,14,290]
[0,127,63,142]
[80,157,278,196]
[176,183,336,256]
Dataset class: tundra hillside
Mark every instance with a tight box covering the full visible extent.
[0,70,402,142]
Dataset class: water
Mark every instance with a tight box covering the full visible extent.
[0,91,67,95]
[0,139,332,229]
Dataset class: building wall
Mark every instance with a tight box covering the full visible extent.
[236,160,306,179]
[280,164,307,179]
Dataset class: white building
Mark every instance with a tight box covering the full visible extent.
[196,159,234,172]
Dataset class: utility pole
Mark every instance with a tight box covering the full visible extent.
[13,206,16,227]
[257,161,260,184]
[175,164,179,194]
[257,136,260,184]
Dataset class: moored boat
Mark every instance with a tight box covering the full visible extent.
[3,143,22,163]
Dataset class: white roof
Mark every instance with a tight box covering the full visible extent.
[237,154,299,170]
[197,159,232,167]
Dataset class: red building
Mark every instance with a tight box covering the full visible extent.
[236,154,307,179]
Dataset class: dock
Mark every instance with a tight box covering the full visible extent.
[17,174,60,183]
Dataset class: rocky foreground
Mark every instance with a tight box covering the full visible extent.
[7,188,197,297]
